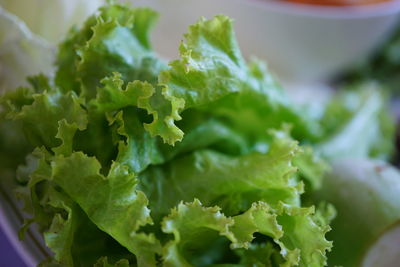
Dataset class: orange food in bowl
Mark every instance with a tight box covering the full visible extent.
[284,0,390,6]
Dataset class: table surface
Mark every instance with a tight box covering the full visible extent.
[0,226,27,267]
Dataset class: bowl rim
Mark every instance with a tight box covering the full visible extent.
[242,0,400,18]
[0,178,48,267]
[0,192,36,267]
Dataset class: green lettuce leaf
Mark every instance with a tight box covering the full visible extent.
[293,145,329,191]
[94,257,130,267]
[50,152,162,265]
[3,78,87,149]
[140,15,321,145]
[15,148,137,266]
[56,4,165,98]
[138,131,302,222]
[161,199,235,267]
[234,242,282,267]
[161,199,331,267]
[0,3,335,267]
[93,73,251,173]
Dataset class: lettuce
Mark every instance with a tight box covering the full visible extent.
[3,2,396,266]
[0,0,109,177]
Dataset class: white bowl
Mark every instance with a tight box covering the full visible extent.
[135,0,400,83]
[0,175,47,267]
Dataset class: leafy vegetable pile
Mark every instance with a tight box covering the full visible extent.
[0,3,396,267]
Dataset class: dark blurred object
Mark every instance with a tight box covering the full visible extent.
[341,21,400,96]
[390,98,400,165]
[396,124,400,166]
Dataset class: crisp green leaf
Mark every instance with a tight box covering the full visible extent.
[149,16,321,145]
[55,4,165,98]
[4,84,87,149]
[276,204,332,267]
[77,5,164,99]
[94,257,130,267]
[162,199,235,267]
[139,132,303,223]
[293,145,329,191]
[234,243,282,267]
[43,188,81,266]
[43,188,138,266]
[161,199,331,267]
[51,152,162,265]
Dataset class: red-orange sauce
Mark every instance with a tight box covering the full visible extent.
[284,0,389,6]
